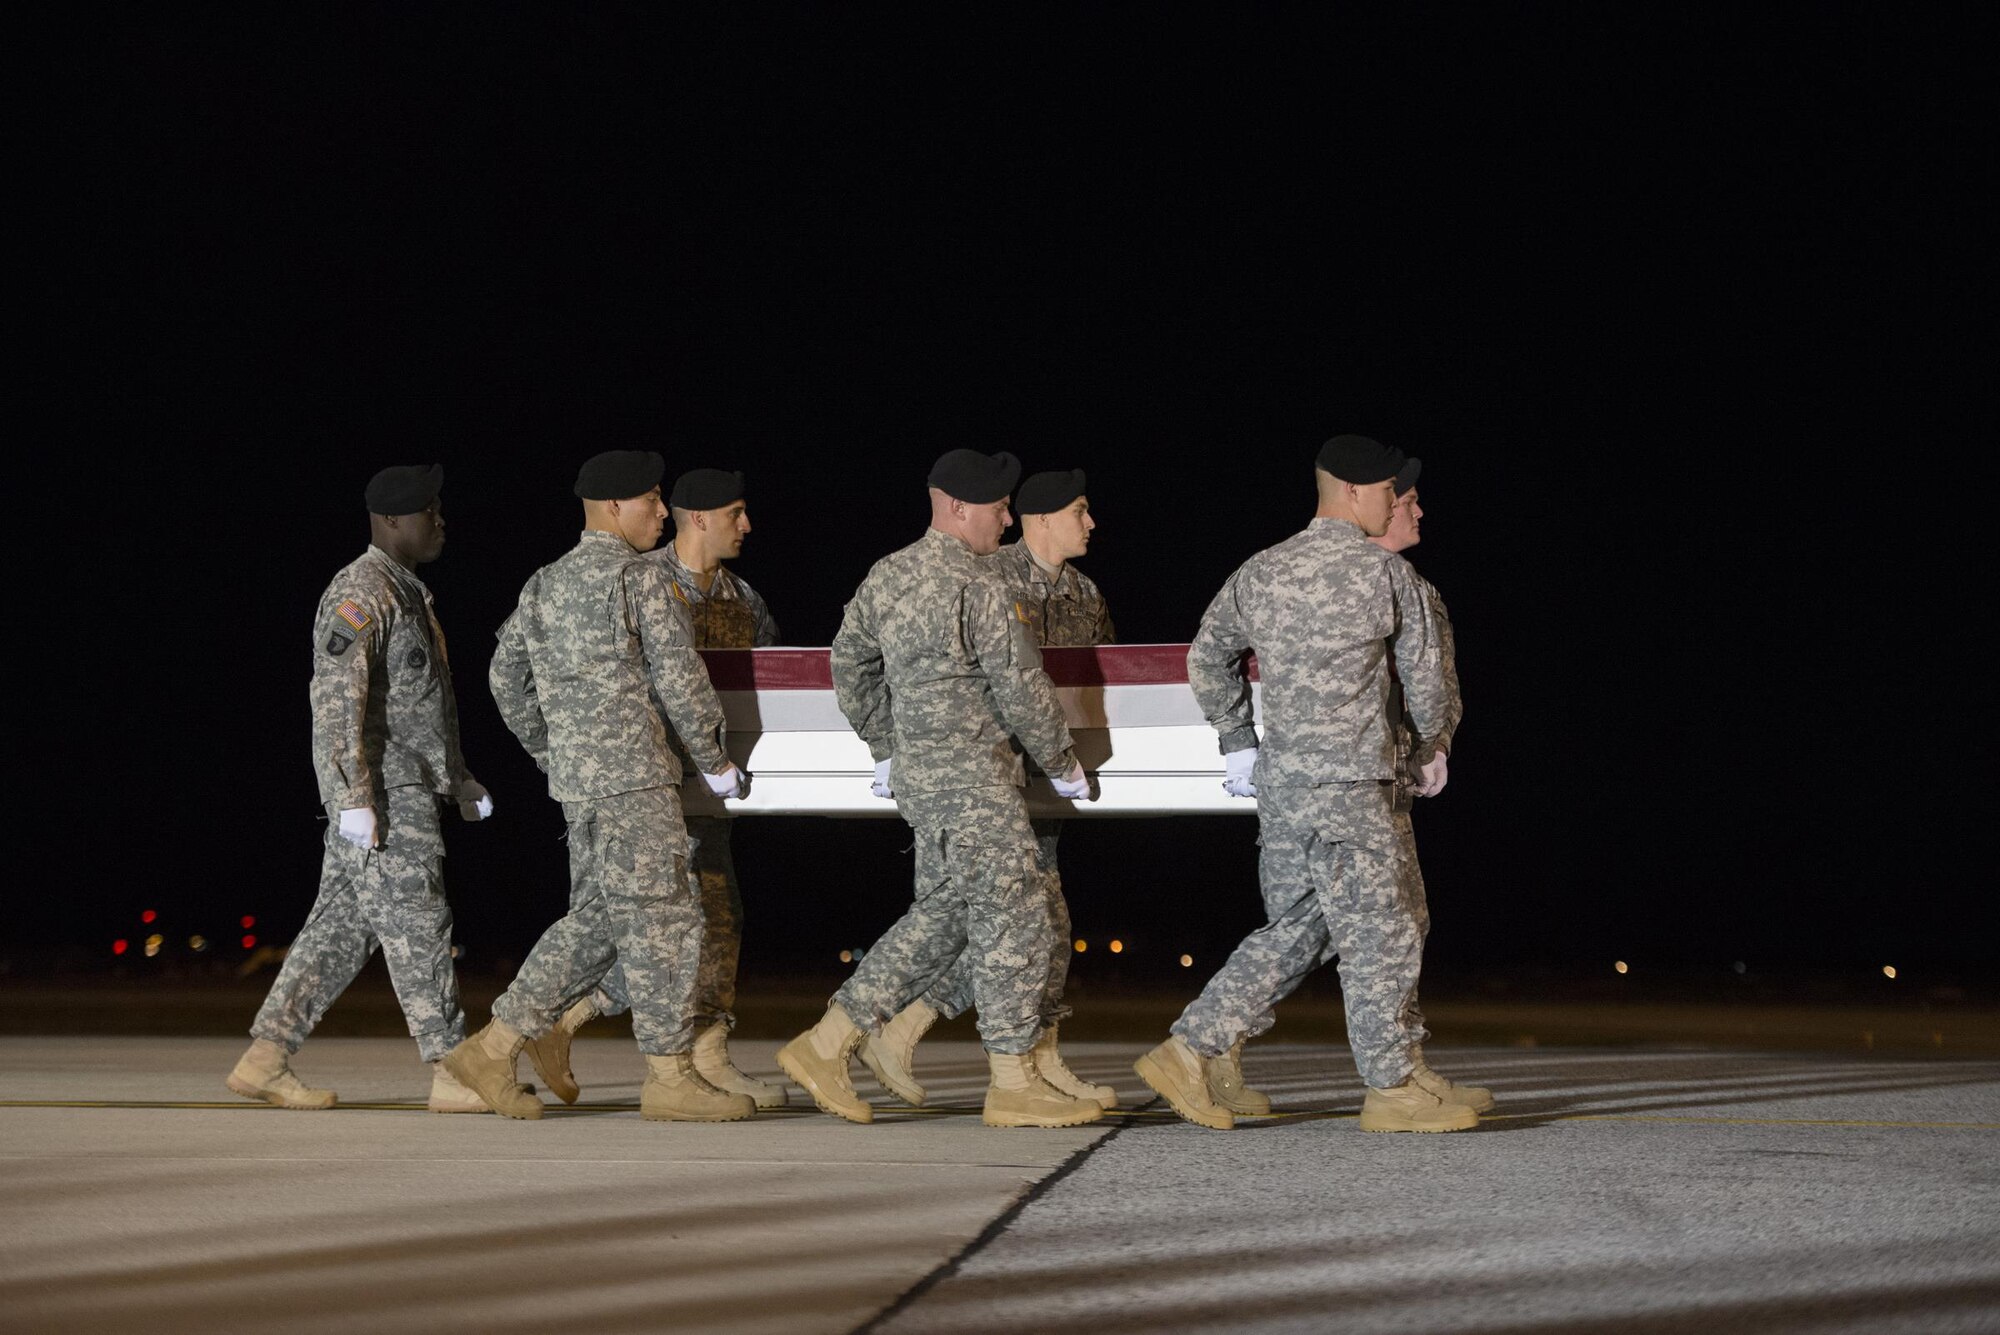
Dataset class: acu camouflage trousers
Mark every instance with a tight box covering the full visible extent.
[919,819,1071,1025]
[1172,781,1431,1089]
[252,785,465,1062]
[587,815,742,1030]
[492,786,704,1056]
[834,785,1054,1055]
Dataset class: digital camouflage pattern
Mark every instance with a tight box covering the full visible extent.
[987,540,1115,648]
[486,529,732,1056]
[1188,517,1447,787]
[1172,781,1430,1088]
[488,529,730,801]
[253,785,465,1061]
[584,549,773,1030]
[1389,560,1462,812]
[834,785,1051,1054]
[919,539,1114,1023]
[829,526,1080,1054]
[1175,518,1453,1088]
[310,546,467,810]
[648,542,782,649]
[493,787,703,1055]
[832,526,1078,793]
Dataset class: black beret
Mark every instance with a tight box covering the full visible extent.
[1315,434,1406,485]
[574,450,666,501]
[1393,456,1422,496]
[365,464,443,515]
[670,468,746,511]
[1015,469,1087,515]
[927,449,1021,504]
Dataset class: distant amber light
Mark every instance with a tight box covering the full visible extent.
[1882,966,1897,979]
[839,950,853,963]
[1614,961,1629,975]
[1073,940,1088,953]
[1179,954,1193,968]
[1108,939,1124,954]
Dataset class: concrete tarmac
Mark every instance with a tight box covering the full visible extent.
[3,1037,1996,1334]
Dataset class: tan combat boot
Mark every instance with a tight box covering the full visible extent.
[1411,1045,1495,1113]
[1133,1035,1233,1129]
[522,997,596,1106]
[226,1038,337,1110]
[440,1019,544,1120]
[1358,1078,1479,1132]
[641,1053,757,1122]
[776,1006,874,1123]
[427,1060,488,1113]
[1032,1023,1118,1110]
[982,1052,1106,1128]
[692,1023,787,1109]
[860,999,938,1106]
[1206,1040,1272,1116]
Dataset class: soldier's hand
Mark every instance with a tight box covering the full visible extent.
[1222,747,1259,798]
[337,806,379,849]
[1414,750,1449,798]
[1051,762,1094,801]
[871,758,894,799]
[703,764,747,800]
[457,778,494,822]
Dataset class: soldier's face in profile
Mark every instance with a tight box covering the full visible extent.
[1353,479,1398,537]
[398,499,447,564]
[1379,488,1422,552]
[614,488,668,552]
[710,502,750,560]
[1038,497,1095,562]
[963,498,1013,555]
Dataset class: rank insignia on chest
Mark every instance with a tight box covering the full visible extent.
[335,601,372,633]
[1014,601,1033,625]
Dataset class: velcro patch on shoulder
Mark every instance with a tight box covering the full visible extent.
[324,630,356,656]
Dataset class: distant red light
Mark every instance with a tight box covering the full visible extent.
[140,910,158,924]
[240,915,256,929]
[241,935,257,949]
[112,939,129,955]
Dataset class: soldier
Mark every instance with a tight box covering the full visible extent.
[778,449,1106,1128]
[1134,434,1484,1133]
[228,464,496,1114]
[860,469,1118,1112]
[441,450,754,1122]
[1199,460,1492,1121]
[521,468,786,1110]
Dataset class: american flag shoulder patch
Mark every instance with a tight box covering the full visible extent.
[335,600,372,633]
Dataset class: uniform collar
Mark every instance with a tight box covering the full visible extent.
[1307,517,1369,542]
[364,544,430,596]
[577,529,638,554]
[655,541,734,599]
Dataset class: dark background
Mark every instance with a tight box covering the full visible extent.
[24,9,1989,995]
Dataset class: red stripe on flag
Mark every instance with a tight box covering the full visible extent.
[695,643,1258,689]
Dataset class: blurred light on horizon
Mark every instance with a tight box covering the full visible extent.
[839,950,853,963]
[240,915,256,929]
[1109,939,1124,954]
[189,935,208,952]
[1074,939,1088,953]
[1179,954,1193,967]
[241,934,257,949]
[1614,961,1629,975]
[1882,965,1897,979]
[140,910,157,924]
[112,939,128,956]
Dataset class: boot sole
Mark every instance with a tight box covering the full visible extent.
[776,1044,874,1124]
[858,1044,928,1107]
[427,1100,490,1114]
[440,1051,544,1120]
[225,1075,335,1110]
[982,1104,1106,1128]
[1358,1110,1480,1133]
[1133,1053,1233,1130]
[641,1106,757,1123]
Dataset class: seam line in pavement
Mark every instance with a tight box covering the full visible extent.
[849,1099,1147,1335]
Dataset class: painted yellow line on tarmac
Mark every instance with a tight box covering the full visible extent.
[1490,1112,2000,1129]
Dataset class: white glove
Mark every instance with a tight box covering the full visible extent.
[1050,762,1093,801]
[457,778,493,822]
[1414,750,1449,798]
[703,765,747,799]
[337,806,378,849]
[871,758,894,799]
[1222,747,1258,798]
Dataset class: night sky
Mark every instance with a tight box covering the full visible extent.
[31,10,1987,985]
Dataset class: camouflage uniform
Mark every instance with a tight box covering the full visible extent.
[486,530,732,1056]
[1170,518,1450,1089]
[590,542,779,1030]
[830,527,1080,1055]
[920,540,1114,1023]
[251,546,469,1063]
